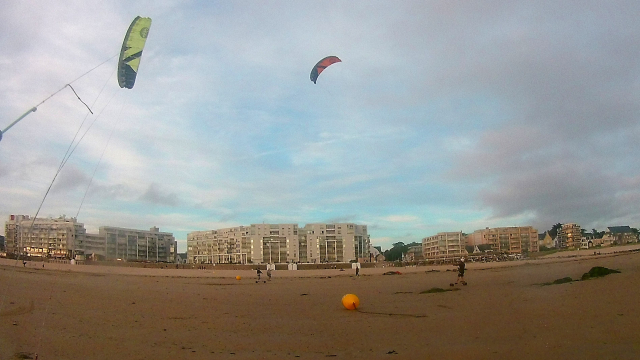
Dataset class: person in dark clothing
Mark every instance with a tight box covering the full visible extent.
[455,258,467,285]
[256,268,262,281]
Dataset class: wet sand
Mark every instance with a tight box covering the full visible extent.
[1,246,639,359]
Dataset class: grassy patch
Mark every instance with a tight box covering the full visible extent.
[420,287,460,294]
[528,248,562,258]
[581,266,620,280]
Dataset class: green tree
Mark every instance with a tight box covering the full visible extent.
[383,242,407,262]
[549,223,563,238]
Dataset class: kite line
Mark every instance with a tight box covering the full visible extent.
[0,54,117,141]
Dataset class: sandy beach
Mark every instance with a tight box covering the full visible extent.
[1,246,639,360]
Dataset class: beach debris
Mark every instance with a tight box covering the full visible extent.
[581,266,620,280]
[387,350,398,354]
[236,275,241,280]
[341,294,360,310]
[383,271,402,275]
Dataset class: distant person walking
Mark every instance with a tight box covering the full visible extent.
[454,258,467,285]
[267,267,272,281]
[355,266,360,276]
[256,268,262,281]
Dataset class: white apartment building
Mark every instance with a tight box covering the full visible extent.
[4,215,86,258]
[422,232,465,260]
[99,226,176,262]
[187,222,370,264]
[250,223,299,264]
[3,215,176,262]
[187,226,252,264]
[300,223,369,264]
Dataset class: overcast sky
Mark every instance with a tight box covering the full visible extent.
[1,0,639,252]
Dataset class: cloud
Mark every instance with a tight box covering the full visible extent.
[51,164,91,193]
[139,183,180,207]
[382,215,419,223]
[2,1,640,252]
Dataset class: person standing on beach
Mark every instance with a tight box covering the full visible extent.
[355,265,360,276]
[257,268,262,281]
[267,267,272,281]
[454,258,466,285]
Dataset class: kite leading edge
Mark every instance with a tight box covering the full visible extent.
[310,56,341,84]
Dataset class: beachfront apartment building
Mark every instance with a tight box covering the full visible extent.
[252,223,299,264]
[187,224,298,265]
[186,222,370,264]
[301,223,370,263]
[4,215,86,258]
[188,226,252,264]
[558,223,581,249]
[467,226,539,254]
[3,215,176,262]
[98,226,176,262]
[422,232,466,260]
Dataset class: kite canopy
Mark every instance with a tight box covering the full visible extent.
[118,16,152,89]
[310,56,341,84]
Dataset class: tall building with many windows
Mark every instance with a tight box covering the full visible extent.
[558,223,581,249]
[251,224,299,264]
[3,215,176,262]
[187,222,369,264]
[4,215,85,258]
[300,223,369,263]
[98,226,176,262]
[422,232,466,260]
[466,226,539,253]
[187,226,252,264]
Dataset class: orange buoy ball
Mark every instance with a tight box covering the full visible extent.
[236,275,241,280]
[341,294,360,310]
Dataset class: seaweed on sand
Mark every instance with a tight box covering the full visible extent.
[541,277,574,286]
[420,287,460,294]
[581,266,620,280]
